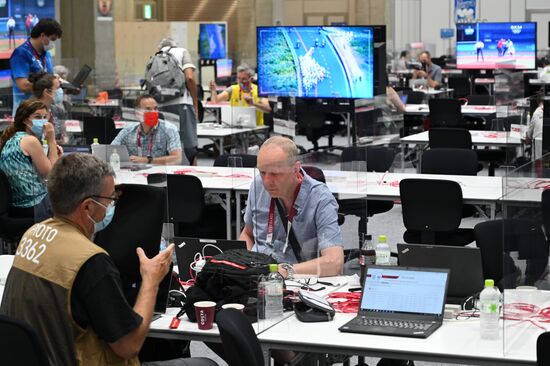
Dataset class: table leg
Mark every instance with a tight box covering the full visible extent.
[262,345,271,365]
[401,143,405,172]
[490,203,496,220]
[225,190,232,239]
[218,137,224,155]
[236,191,242,236]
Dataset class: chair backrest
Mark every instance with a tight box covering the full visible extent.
[474,219,548,288]
[82,116,118,145]
[0,315,50,366]
[340,146,395,172]
[403,90,425,104]
[466,94,495,106]
[0,169,12,215]
[94,184,166,303]
[213,154,257,168]
[447,77,471,98]
[429,127,472,149]
[428,98,462,128]
[302,165,326,183]
[216,308,264,366]
[421,148,478,176]
[166,174,205,224]
[542,190,550,239]
[538,332,550,366]
[400,178,464,233]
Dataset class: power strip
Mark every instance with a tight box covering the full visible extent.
[444,304,461,320]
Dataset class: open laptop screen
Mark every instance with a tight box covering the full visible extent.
[361,267,448,316]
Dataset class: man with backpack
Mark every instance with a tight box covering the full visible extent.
[145,38,199,165]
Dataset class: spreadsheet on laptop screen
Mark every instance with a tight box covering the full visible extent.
[362,268,448,315]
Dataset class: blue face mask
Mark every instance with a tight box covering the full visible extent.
[88,199,116,233]
[30,119,48,137]
[54,88,64,104]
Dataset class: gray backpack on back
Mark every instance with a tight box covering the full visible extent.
[144,47,186,103]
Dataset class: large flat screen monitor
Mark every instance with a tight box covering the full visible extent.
[199,22,227,59]
[456,22,537,70]
[257,26,374,99]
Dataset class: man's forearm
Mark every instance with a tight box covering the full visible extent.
[150,153,181,165]
[186,77,199,113]
[292,254,343,277]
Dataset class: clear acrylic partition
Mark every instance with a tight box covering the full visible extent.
[496,69,549,360]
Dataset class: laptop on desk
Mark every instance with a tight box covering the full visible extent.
[61,64,92,92]
[173,237,247,281]
[339,266,449,338]
[397,243,484,306]
[91,144,151,171]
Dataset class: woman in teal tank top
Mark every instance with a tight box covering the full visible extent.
[0,99,60,220]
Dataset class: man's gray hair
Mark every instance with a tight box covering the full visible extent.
[260,136,299,165]
[236,63,255,77]
[53,65,69,79]
[47,154,115,215]
[158,37,177,49]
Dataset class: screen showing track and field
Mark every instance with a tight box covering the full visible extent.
[456,22,536,70]
[257,26,374,99]
[199,23,227,59]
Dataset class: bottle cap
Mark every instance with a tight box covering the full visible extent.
[485,279,494,288]
[378,235,387,243]
[42,139,47,145]
[93,137,99,144]
[269,264,279,273]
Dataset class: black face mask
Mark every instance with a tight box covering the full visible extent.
[421,62,428,71]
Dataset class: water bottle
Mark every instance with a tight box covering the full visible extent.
[479,279,501,340]
[258,264,283,320]
[110,148,121,171]
[360,235,375,286]
[375,234,391,265]
[91,137,100,155]
[42,139,48,156]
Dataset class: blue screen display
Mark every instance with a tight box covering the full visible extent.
[456,22,536,70]
[257,26,374,99]
[199,23,227,59]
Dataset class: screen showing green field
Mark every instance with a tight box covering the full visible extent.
[257,26,374,99]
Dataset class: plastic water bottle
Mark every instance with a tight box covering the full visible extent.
[375,234,391,265]
[110,148,121,171]
[91,137,100,155]
[258,264,283,320]
[479,279,501,340]
[360,235,375,286]
[42,139,48,156]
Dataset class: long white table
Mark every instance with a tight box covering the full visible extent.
[198,123,269,155]
[116,165,256,239]
[405,104,497,116]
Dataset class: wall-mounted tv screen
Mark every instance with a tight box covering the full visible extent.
[257,26,374,99]
[199,23,227,59]
[456,22,537,70]
[216,58,232,78]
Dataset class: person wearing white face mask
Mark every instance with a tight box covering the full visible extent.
[29,71,68,143]
[0,100,61,221]
[10,18,62,114]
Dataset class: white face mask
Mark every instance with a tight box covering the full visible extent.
[43,38,55,51]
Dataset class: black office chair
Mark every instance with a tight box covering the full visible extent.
[421,148,479,176]
[466,94,495,106]
[0,170,34,254]
[538,332,550,366]
[542,190,550,239]
[301,165,345,227]
[400,178,475,246]
[295,100,346,152]
[82,116,119,145]
[0,315,49,366]
[403,90,425,105]
[216,308,264,366]
[402,90,426,137]
[214,154,257,168]
[474,219,549,289]
[338,146,395,246]
[448,77,471,99]
[428,98,462,128]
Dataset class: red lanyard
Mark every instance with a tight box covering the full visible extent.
[266,173,303,245]
[136,125,157,156]
[27,40,45,70]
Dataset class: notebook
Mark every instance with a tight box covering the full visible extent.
[61,64,92,92]
[173,237,248,281]
[397,243,484,306]
[339,266,449,338]
[221,106,257,128]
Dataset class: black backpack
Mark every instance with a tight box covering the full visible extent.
[184,249,275,321]
[143,47,186,103]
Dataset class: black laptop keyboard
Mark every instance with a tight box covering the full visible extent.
[354,316,433,331]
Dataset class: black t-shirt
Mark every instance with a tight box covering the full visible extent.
[71,253,143,343]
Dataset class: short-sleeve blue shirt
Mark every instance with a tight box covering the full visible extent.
[10,39,53,112]
[244,170,343,264]
[110,121,182,158]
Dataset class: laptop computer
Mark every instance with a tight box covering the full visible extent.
[339,266,449,338]
[91,144,151,171]
[61,145,91,155]
[61,64,92,92]
[173,237,248,281]
[397,243,484,305]
[221,106,257,128]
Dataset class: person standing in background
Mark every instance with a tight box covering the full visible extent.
[25,14,32,36]
[6,17,16,49]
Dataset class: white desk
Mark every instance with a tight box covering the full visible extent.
[116,165,256,239]
[198,123,269,155]
[404,104,497,116]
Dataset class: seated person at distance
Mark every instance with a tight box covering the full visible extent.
[412,50,442,89]
[0,99,60,220]
[111,94,186,165]
[0,153,215,366]
[240,136,344,278]
[209,63,271,126]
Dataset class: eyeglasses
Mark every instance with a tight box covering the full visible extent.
[90,194,119,206]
